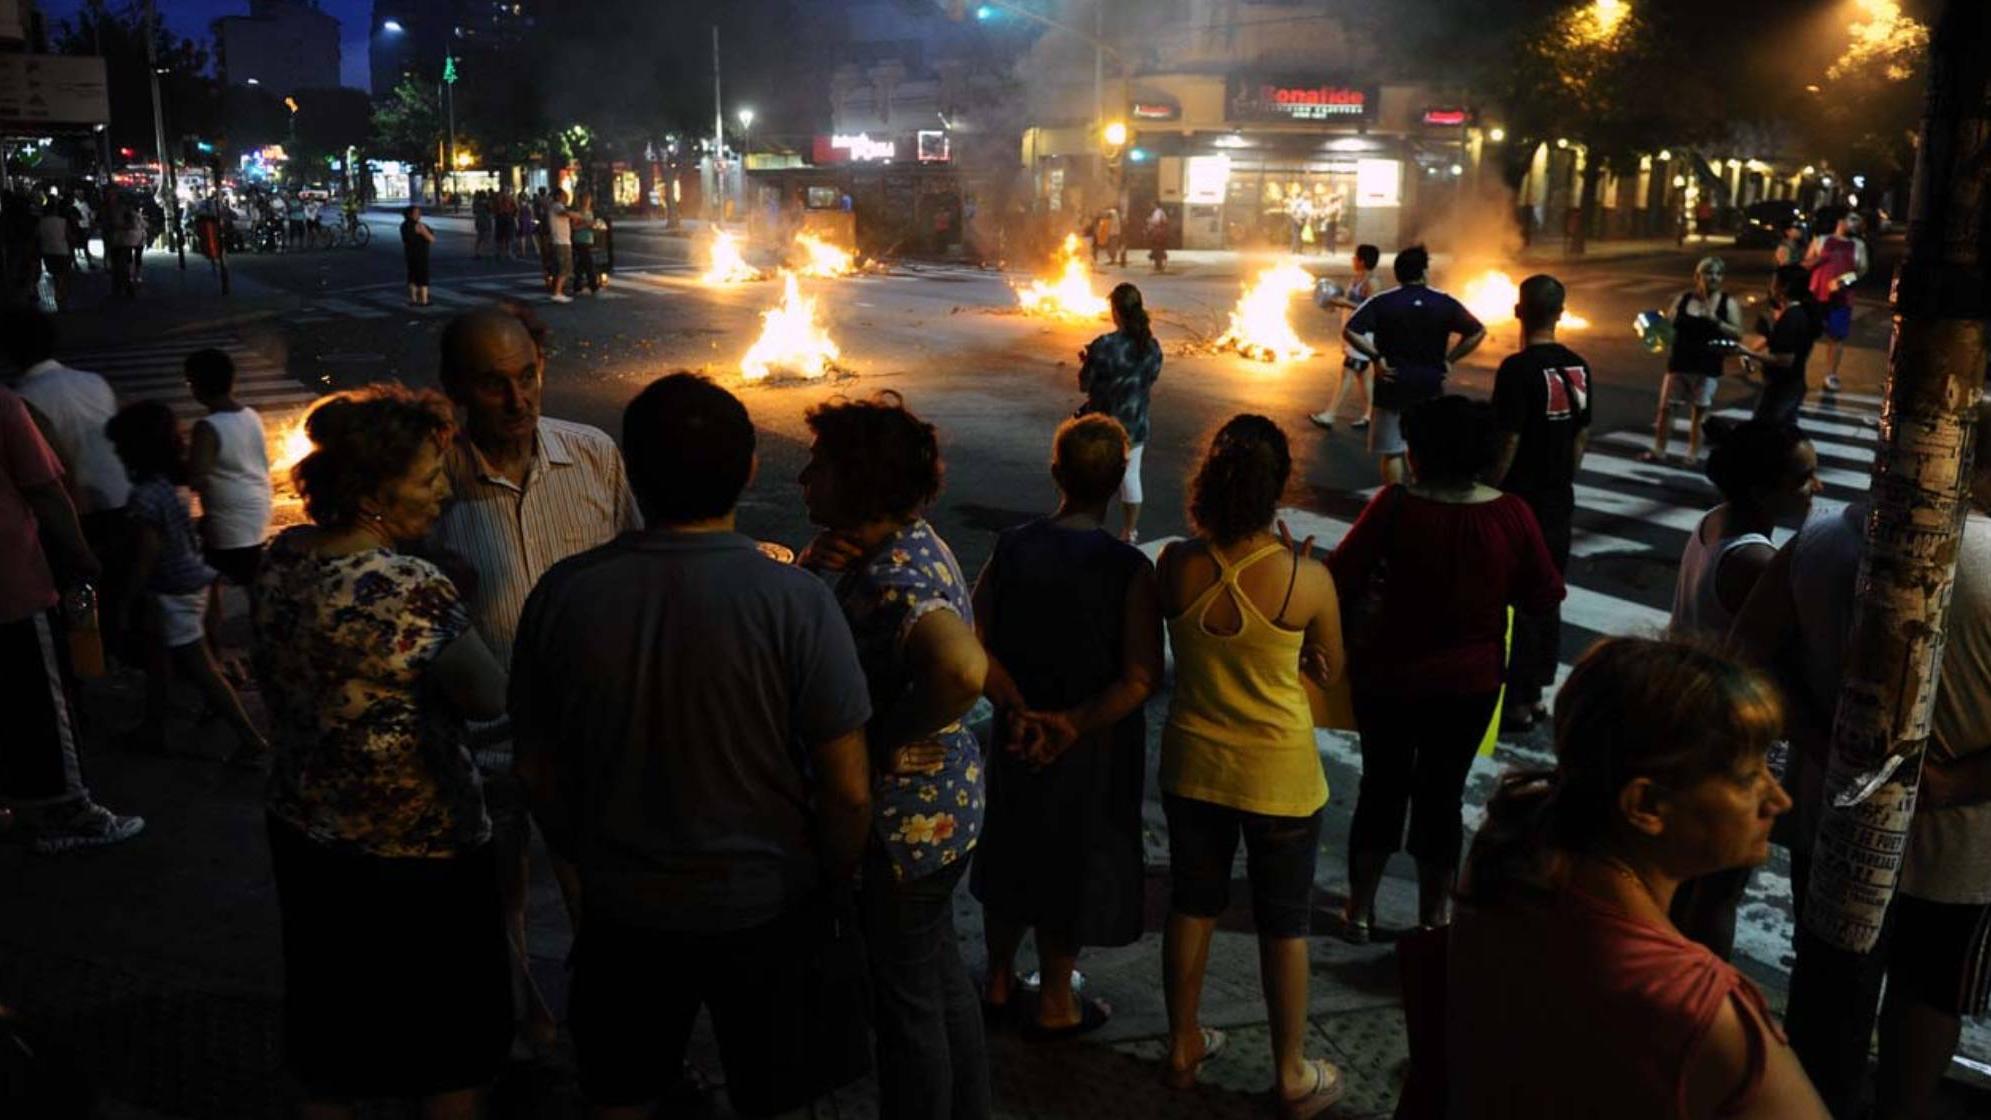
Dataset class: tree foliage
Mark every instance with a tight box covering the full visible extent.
[371,76,443,170]
[50,0,218,158]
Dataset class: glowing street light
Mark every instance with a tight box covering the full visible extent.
[1102,120,1128,148]
[1657,148,1672,160]
[1555,137,1570,149]
[382,19,404,33]
[737,107,755,130]
[245,77,260,85]
[1487,127,1506,143]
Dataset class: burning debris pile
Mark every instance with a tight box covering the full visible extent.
[792,233,857,278]
[1011,234,1111,320]
[703,229,765,284]
[741,270,847,382]
[1213,263,1319,363]
[1457,268,1592,331]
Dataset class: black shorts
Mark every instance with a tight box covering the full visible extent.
[405,255,431,287]
[1163,793,1322,937]
[267,816,511,1098]
[1888,893,1991,1017]
[203,544,263,586]
[570,898,871,1115]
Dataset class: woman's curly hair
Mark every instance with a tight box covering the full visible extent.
[1188,413,1291,546]
[291,383,454,528]
[804,390,944,523]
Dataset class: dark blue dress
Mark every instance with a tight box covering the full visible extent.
[968,519,1150,946]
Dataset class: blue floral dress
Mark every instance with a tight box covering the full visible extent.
[253,528,488,858]
[821,519,985,881]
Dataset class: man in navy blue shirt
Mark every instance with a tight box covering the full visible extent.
[1343,245,1487,482]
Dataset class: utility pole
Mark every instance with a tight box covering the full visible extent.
[444,52,457,197]
[1788,0,1991,1108]
[142,0,185,270]
[712,25,724,224]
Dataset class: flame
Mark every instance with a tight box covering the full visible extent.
[1013,233,1110,319]
[1214,262,1317,363]
[794,233,855,278]
[703,228,763,283]
[741,271,842,382]
[1458,268,1591,330]
[269,403,322,481]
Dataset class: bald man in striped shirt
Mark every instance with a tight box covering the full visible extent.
[428,306,640,1054]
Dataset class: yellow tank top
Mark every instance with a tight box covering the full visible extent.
[1161,541,1328,817]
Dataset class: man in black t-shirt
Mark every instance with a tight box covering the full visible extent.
[1343,244,1486,483]
[1489,274,1591,732]
[1743,265,1817,428]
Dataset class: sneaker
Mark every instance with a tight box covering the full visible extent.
[28,801,145,855]
[1351,417,1371,431]
[1824,375,1843,392]
[549,294,573,304]
[1307,411,1335,431]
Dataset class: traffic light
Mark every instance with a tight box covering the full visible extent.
[118,146,136,159]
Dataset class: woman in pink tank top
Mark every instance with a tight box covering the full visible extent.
[1441,638,1826,1119]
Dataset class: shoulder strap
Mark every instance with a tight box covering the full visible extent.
[1275,548,1301,625]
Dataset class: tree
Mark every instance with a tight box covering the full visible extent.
[371,76,443,199]
[290,87,375,177]
[50,0,217,165]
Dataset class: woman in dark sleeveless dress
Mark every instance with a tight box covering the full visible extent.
[971,414,1163,1038]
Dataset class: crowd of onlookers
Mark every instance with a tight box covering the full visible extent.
[2,184,158,308]
[0,208,1985,1120]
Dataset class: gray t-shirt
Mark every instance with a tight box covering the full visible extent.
[1901,512,1991,904]
[510,530,872,932]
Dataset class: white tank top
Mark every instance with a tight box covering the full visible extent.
[1669,509,1774,642]
[195,408,272,550]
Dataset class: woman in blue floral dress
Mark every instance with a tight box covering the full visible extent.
[1078,282,1163,542]
[252,385,512,1116]
[800,392,991,1120]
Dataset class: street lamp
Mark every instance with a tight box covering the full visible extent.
[382,19,404,32]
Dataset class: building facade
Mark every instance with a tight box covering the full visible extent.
[213,0,341,90]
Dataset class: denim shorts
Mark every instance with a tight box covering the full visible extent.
[1163,793,1322,937]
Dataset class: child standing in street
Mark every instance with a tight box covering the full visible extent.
[106,400,268,762]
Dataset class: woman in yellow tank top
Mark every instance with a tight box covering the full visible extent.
[1154,414,1347,1120]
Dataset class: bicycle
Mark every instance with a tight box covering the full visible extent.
[335,214,372,248]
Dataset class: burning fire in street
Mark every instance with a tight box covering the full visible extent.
[1458,269,1591,330]
[703,229,764,283]
[1214,262,1318,363]
[741,270,842,382]
[793,233,856,278]
[1012,233,1110,320]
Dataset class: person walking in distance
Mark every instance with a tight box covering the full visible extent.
[0,383,143,854]
[1078,283,1163,543]
[426,307,640,1054]
[569,193,601,296]
[513,189,535,262]
[493,188,517,260]
[1488,275,1591,734]
[1154,414,1347,1117]
[1646,256,1742,466]
[1341,245,1488,485]
[1803,210,1867,393]
[1739,266,1821,428]
[1309,243,1380,432]
[36,197,74,310]
[511,374,876,1118]
[544,188,574,303]
[1146,203,1169,273]
[972,415,1162,1039]
[471,191,492,260]
[401,205,434,308]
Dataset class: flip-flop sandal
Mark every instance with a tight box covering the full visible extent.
[1164,1025,1228,1089]
[1636,450,1668,465]
[1277,1058,1347,1120]
[1020,995,1112,1042]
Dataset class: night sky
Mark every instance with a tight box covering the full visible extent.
[39,0,376,90]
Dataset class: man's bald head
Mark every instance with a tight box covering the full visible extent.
[440,308,544,450]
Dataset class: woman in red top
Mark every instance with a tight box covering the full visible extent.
[1328,395,1564,936]
[1445,638,1823,1119]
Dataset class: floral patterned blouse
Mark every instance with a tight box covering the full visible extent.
[253,528,490,859]
[818,519,985,882]
[1079,329,1163,444]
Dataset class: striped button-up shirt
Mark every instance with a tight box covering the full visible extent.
[430,417,641,668]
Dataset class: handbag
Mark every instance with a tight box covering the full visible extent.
[1342,485,1408,660]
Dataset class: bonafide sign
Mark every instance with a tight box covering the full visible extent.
[1227,75,1374,124]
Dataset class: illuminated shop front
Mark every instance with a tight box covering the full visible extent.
[1112,74,1468,251]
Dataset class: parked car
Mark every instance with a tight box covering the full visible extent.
[1735,200,1803,248]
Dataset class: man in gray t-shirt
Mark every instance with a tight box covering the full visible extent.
[511,373,873,1115]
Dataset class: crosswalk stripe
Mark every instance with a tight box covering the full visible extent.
[1712,406,1878,443]
[306,296,390,318]
[1671,415,1876,457]
[421,287,486,307]
[1584,444,1872,493]
[1562,583,1670,636]
[1597,429,1876,471]
[58,337,321,421]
